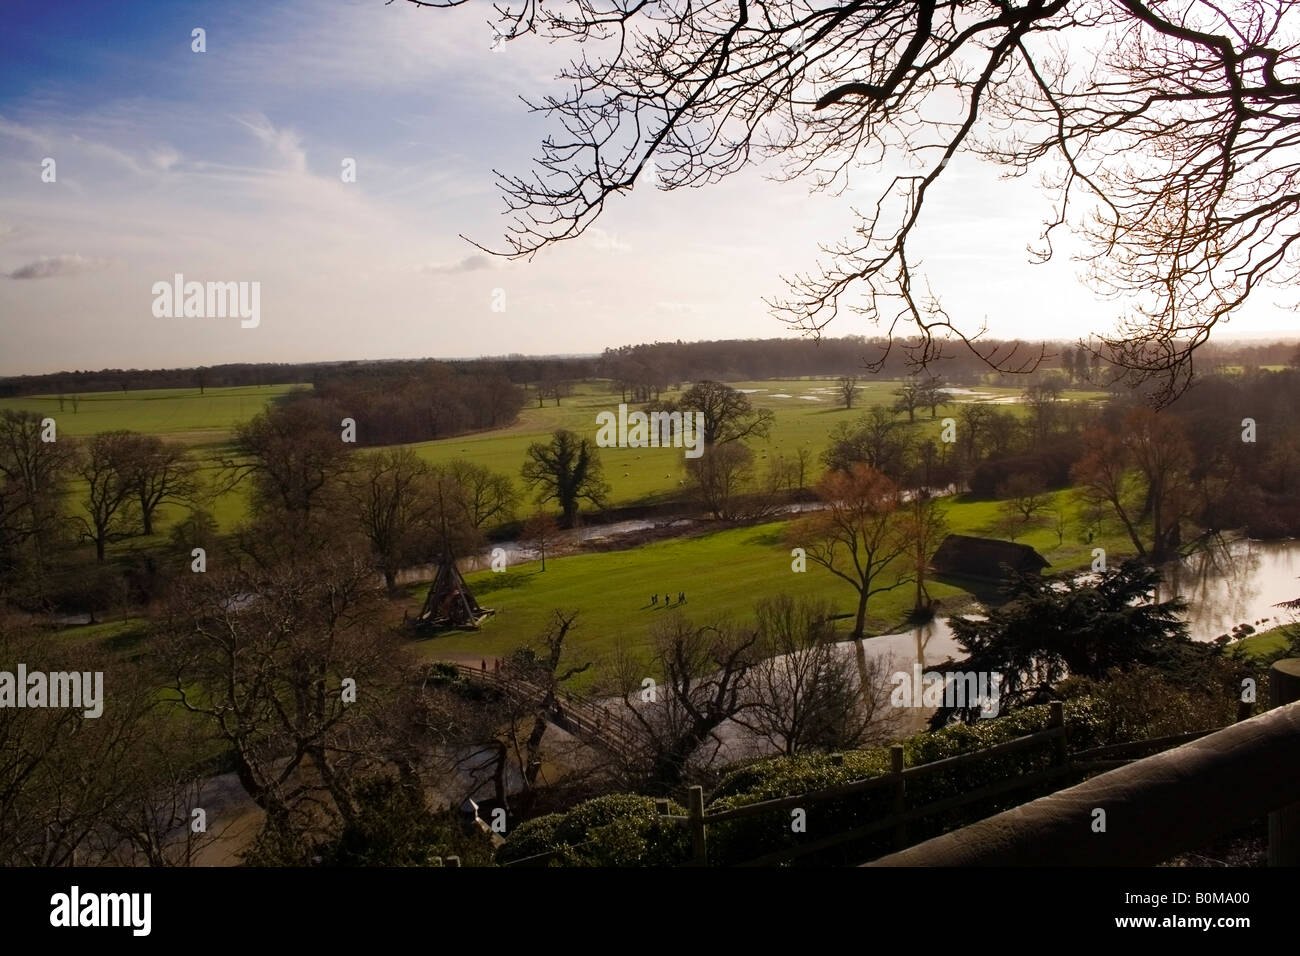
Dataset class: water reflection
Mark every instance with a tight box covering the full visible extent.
[854,536,1300,674]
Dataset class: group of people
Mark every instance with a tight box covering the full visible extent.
[650,591,687,607]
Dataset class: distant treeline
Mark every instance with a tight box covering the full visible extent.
[311,362,525,445]
[2,335,1295,398]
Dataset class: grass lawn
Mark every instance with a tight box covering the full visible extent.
[416,486,1135,691]
[1231,623,1297,662]
[9,376,1110,620]
[0,384,306,445]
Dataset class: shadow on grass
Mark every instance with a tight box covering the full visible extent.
[930,573,1006,605]
[743,528,786,547]
[469,570,538,596]
[104,626,149,654]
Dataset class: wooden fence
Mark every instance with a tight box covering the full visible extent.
[655,699,1256,867]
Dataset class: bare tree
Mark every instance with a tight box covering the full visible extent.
[823,405,911,480]
[895,490,950,615]
[156,551,417,849]
[686,440,762,520]
[73,431,140,563]
[348,447,437,591]
[521,510,560,571]
[677,381,774,447]
[740,595,897,755]
[411,0,1300,403]
[611,614,759,790]
[836,374,859,409]
[224,400,353,519]
[443,459,520,531]
[789,463,909,638]
[891,379,922,423]
[996,473,1050,541]
[1072,408,1195,559]
[0,410,73,587]
[126,435,196,537]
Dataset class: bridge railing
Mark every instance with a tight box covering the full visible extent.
[451,663,647,761]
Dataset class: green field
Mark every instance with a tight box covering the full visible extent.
[0,384,306,446]
[6,376,1114,636]
[408,378,1081,510]
[3,376,1085,547]
[1231,623,1297,662]
[419,486,1136,689]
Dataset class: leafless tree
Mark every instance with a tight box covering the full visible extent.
[678,381,775,447]
[348,447,437,591]
[125,435,196,537]
[891,379,922,423]
[739,595,898,755]
[789,463,909,637]
[0,411,73,592]
[610,614,760,790]
[410,0,1300,404]
[155,551,417,850]
[73,431,140,563]
[996,473,1050,540]
[687,440,766,520]
[837,374,859,409]
[895,489,950,614]
[1072,407,1196,559]
[521,510,560,570]
[443,459,520,531]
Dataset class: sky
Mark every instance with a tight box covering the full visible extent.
[1,0,1296,377]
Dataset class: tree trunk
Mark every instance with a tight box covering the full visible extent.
[853,587,869,638]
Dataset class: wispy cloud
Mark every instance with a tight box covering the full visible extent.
[6,254,112,280]
[235,113,308,174]
[422,254,492,274]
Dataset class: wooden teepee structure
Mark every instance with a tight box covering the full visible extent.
[415,553,493,630]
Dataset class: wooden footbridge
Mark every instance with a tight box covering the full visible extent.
[449,663,648,765]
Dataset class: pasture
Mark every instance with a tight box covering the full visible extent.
[422,487,1135,690]
[3,375,1106,581]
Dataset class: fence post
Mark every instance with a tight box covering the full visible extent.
[1050,701,1067,768]
[891,745,906,850]
[1268,660,1300,866]
[1237,697,1253,722]
[688,785,708,867]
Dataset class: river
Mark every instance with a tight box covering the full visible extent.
[857,535,1300,674]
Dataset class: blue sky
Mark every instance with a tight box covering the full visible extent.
[0,0,1294,376]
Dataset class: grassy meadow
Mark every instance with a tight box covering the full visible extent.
[15,375,1132,684]
[3,376,1066,542]
[422,485,1133,690]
